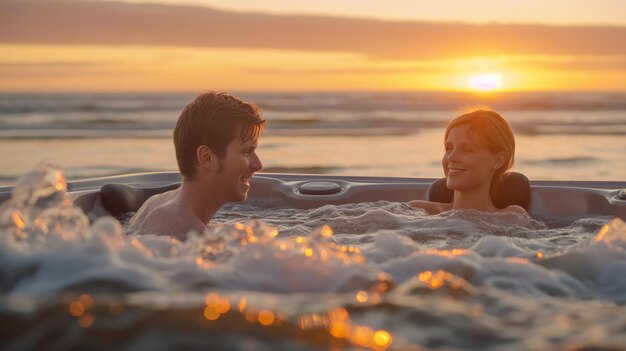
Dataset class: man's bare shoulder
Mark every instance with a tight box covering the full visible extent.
[128,190,177,225]
[130,203,205,238]
[127,189,204,238]
[408,200,452,215]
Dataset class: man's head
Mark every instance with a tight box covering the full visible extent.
[174,92,266,179]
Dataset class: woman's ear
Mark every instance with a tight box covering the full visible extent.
[493,151,507,170]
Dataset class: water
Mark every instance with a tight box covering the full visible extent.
[0,91,625,184]
[1,164,626,350]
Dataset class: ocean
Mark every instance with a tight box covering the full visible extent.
[0,92,625,350]
[0,91,625,184]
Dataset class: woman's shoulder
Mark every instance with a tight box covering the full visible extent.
[408,200,452,215]
[499,204,528,215]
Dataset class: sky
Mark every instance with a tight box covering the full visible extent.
[1,0,625,92]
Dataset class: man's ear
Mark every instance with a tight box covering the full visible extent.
[197,145,217,172]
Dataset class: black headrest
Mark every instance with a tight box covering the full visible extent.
[427,172,530,210]
[100,183,180,216]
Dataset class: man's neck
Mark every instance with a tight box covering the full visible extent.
[179,178,222,225]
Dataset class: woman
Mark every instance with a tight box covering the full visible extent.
[410,109,527,215]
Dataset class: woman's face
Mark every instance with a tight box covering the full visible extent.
[442,124,501,191]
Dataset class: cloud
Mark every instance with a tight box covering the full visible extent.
[514,56,626,71]
[0,60,133,78]
[245,66,451,75]
[1,0,626,61]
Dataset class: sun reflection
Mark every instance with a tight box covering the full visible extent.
[320,225,334,238]
[238,297,247,312]
[508,257,529,264]
[203,306,220,321]
[245,311,258,323]
[356,290,369,303]
[11,210,25,229]
[418,270,467,290]
[53,169,67,191]
[424,248,465,257]
[190,222,393,349]
[351,326,374,346]
[68,301,85,317]
[78,314,94,328]
[373,330,392,348]
[224,293,393,350]
[258,310,275,326]
[78,294,94,309]
[595,224,609,242]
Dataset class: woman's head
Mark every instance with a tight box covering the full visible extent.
[442,109,515,198]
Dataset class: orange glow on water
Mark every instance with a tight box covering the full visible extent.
[204,293,218,305]
[78,314,94,328]
[245,311,258,323]
[238,297,247,312]
[373,330,393,348]
[258,310,276,326]
[595,224,609,242]
[508,257,530,264]
[203,306,220,321]
[320,225,334,238]
[350,326,375,347]
[424,248,465,257]
[356,290,369,303]
[68,301,85,317]
[418,270,467,290]
[203,292,230,320]
[330,321,351,338]
[11,210,25,229]
[329,307,349,322]
[216,299,231,314]
[53,170,67,191]
[78,294,94,309]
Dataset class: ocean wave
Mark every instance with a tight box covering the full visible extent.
[522,156,600,166]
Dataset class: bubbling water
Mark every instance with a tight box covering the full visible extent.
[1,164,626,350]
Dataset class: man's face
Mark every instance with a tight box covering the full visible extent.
[212,136,262,204]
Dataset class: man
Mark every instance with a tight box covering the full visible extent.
[128,92,266,238]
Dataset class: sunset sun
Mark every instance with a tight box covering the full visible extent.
[468,74,503,91]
